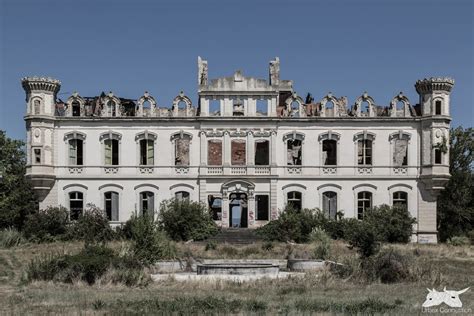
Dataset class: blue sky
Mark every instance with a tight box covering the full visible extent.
[1,0,472,140]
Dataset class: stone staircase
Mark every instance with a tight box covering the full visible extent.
[206,228,262,245]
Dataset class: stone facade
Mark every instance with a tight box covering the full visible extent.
[22,58,454,243]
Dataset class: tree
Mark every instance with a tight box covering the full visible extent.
[437,127,473,241]
[0,130,37,229]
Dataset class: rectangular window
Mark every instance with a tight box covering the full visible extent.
[393,191,408,209]
[69,191,83,220]
[287,139,302,165]
[322,191,337,219]
[69,139,83,165]
[34,148,41,164]
[393,138,408,166]
[140,139,154,165]
[209,99,220,116]
[256,99,268,116]
[357,140,372,165]
[435,101,442,115]
[434,149,442,164]
[322,140,337,165]
[357,191,372,220]
[231,140,246,165]
[140,191,154,217]
[175,137,190,166]
[287,191,302,211]
[255,195,269,220]
[105,139,119,165]
[207,140,222,165]
[255,140,269,165]
[104,191,119,221]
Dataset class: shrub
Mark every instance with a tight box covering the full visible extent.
[364,205,416,243]
[447,236,471,246]
[0,228,25,248]
[205,240,217,251]
[159,199,218,241]
[23,206,70,242]
[363,248,411,283]
[67,204,115,246]
[345,220,379,258]
[128,215,177,265]
[256,206,320,243]
[310,228,331,259]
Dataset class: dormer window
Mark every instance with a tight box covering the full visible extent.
[33,99,41,115]
[233,98,244,116]
[72,101,81,116]
[435,100,442,115]
[107,101,116,117]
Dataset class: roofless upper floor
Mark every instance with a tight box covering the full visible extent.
[22,57,454,119]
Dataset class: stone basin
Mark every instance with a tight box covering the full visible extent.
[196,263,279,275]
[287,259,326,271]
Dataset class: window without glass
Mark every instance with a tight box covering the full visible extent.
[104,139,119,165]
[104,191,119,221]
[34,100,41,115]
[175,136,190,166]
[233,98,245,116]
[357,139,372,165]
[231,140,246,165]
[72,101,81,116]
[34,148,41,164]
[322,139,337,165]
[393,138,408,166]
[256,195,269,220]
[393,191,407,209]
[434,149,442,164]
[139,139,154,165]
[69,139,83,165]
[256,99,267,116]
[175,191,190,201]
[255,140,269,165]
[207,140,222,165]
[69,191,83,220]
[290,101,300,117]
[322,191,337,220]
[435,100,442,115]
[140,191,154,217]
[208,195,222,221]
[287,139,302,165]
[209,99,220,116]
[287,191,302,211]
[357,191,372,219]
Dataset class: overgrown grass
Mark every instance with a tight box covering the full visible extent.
[0,228,25,248]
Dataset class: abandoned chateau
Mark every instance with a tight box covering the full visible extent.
[23,57,454,243]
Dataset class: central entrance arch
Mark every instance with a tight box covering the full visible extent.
[221,180,255,228]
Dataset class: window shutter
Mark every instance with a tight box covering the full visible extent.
[323,194,330,214]
[147,192,154,216]
[69,140,77,165]
[111,192,119,221]
[104,140,112,165]
[147,140,154,165]
[329,194,337,219]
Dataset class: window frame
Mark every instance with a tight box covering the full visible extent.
[255,194,270,221]
[104,191,120,221]
[287,191,302,211]
[69,191,84,220]
[357,191,372,220]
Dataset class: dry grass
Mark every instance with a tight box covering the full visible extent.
[0,240,473,315]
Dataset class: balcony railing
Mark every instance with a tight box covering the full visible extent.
[255,166,271,175]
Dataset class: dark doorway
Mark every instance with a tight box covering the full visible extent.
[229,193,248,228]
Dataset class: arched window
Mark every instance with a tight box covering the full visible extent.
[69,191,83,220]
[107,101,116,117]
[139,139,154,165]
[140,191,154,216]
[287,191,302,211]
[357,191,372,219]
[104,191,119,221]
[361,101,370,114]
[68,139,83,165]
[322,139,337,165]
[393,191,407,209]
[255,140,269,165]
[34,99,41,115]
[322,191,337,219]
[72,101,81,117]
[175,191,190,201]
[290,100,300,117]
[357,139,373,165]
[435,100,442,115]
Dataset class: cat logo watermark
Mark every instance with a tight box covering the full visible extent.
[422,287,471,313]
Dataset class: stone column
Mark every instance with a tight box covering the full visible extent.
[200,97,209,116]
[269,97,277,117]
[247,131,255,175]
[199,179,207,204]
[223,131,230,175]
[270,179,278,220]
[270,130,277,175]
[221,189,229,228]
[247,189,255,227]
[199,131,207,166]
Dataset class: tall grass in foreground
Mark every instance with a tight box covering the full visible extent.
[0,228,25,248]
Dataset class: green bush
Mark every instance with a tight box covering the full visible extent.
[159,199,218,241]
[309,228,331,259]
[128,215,177,265]
[447,236,471,246]
[363,205,416,243]
[345,220,379,258]
[24,245,143,285]
[0,227,25,248]
[23,206,70,242]
[256,205,320,243]
[363,248,411,283]
[205,240,217,251]
[67,204,115,246]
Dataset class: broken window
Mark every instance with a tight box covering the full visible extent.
[255,195,269,220]
[287,191,302,211]
[104,191,119,221]
[325,101,334,116]
[208,195,222,221]
[72,101,81,116]
[322,139,337,165]
[69,139,83,165]
[107,101,117,117]
[393,138,408,166]
[207,140,222,165]
[393,191,407,209]
[175,191,190,201]
[357,139,372,165]
[175,135,191,166]
[140,191,154,217]
[287,139,302,165]
[34,99,41,115]
[434,149,442,164]
[361,101,370,114]
[104,139,119,165]
[34,148,41,164]
[435,100,442,115]
[255,140,269,165]
[139,139,154,165]
[357,191,372,220]
[256,99,267,116]
[231,140,246,165]
[69,191,83,220]
[322,191,337,220]
[209,99,220,116]
[233,98,245,116]
[290,101,300,117]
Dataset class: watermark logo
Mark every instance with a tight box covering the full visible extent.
[422,287,471,313]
